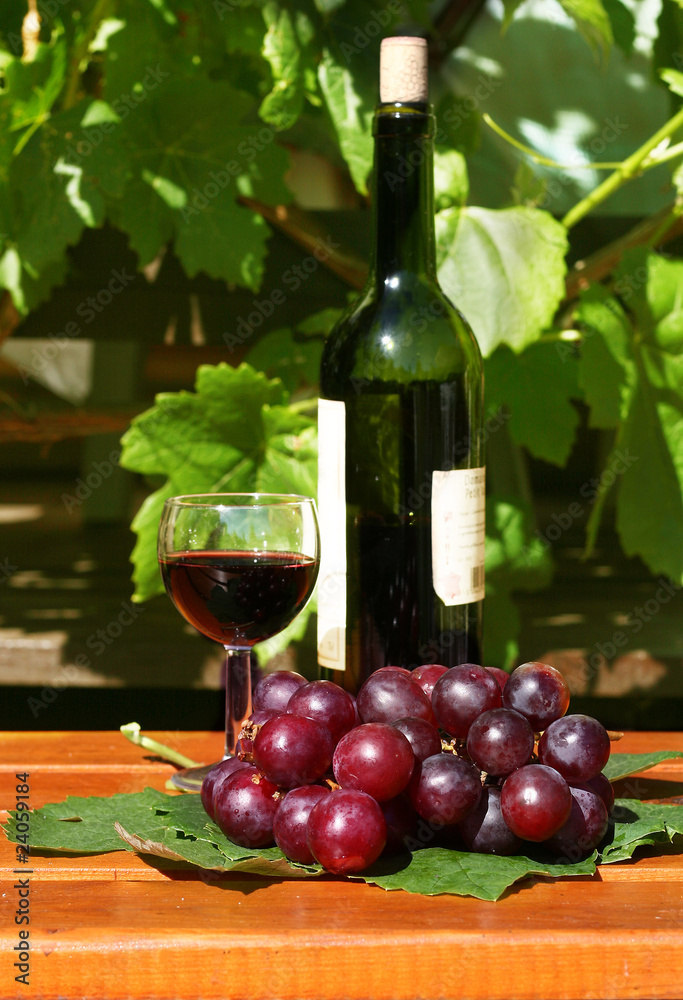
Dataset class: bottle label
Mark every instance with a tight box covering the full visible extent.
[317,399,347,672]
[431,467,486,605]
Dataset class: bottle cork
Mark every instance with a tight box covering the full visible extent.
[379,36,428,104]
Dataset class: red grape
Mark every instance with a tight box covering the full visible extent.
[392,716,442,762]
[253,714,333,788]
[273,785,330,864]
[466,708,535,777]
[307,789,386,874]
[333,723,414,802]
[236,708,279,758]
[502,661,570,732]
[201,756,251,820]
[485,666,510,690]
[380,795,419,855]
[409,753,482,826]
[546,785,609,860]
[578,772,614,814]
[459,786,523,855]
[431,664,502,739]
[357,670,434,725]
[538,714,610,782]
[411,664,448,700]
[213,765,282,848]
[252,669,307,713]
[500,764,571,842]
[287,680,356,744]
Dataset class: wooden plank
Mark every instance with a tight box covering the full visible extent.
[1,877,683,1000]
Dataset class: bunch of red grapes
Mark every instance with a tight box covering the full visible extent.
[200,661,614,875]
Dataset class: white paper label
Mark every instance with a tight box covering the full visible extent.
[431,467,486,605]
[316,399,347,672]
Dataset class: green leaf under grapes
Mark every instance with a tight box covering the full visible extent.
[605,750,683,782]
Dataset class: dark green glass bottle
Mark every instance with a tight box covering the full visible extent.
[317,37,484,694]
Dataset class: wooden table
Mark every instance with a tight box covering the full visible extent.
[1,730,683,1000]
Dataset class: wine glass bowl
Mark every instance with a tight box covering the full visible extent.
[158,493,320,790]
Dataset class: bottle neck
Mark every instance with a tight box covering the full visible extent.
[369,104,437,285]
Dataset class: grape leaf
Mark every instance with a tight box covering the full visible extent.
[602,0,636,56]
[5,759,683,901]
[485,341,582,465]
[245,327,324,393]
[1,37,66,144]
[435,206,568,357]
[484,496,553,669]
[576,285,636,429]
[615,383,683,584]
[120,362,317,603]
[433,149,469,211]
[355,847,596,901]
[317,46,373,195]
[558,0,613,63]
[107,78,291,288]
[576,257,683,583]
[259,2,317,130]
[605,750,683,783]
[599,799,683,864]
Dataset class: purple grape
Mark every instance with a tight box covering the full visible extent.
[307,789,387,874]
[546,785,609,860]
[236,708,280,759]
[333,723,415,802]
[409,753,482,827]
[538,714,611,782]
[411,664,448,700]
[201,756,251,820]
[272,785,330,865]
[253,714,333,789]
[213,765,282,848]
[502,661,570,732]
[500,764,571,842]
[485,666,510,690]
[392,717,442,762]
[578,772,614,814]
[252,669,307,713]
[466,708,535,777]
[357,670,435,725]
[286,680,356,744]
[376,665,413,677]
[459,786,523,855]
[380,795,419,855]
[431,664,502,739]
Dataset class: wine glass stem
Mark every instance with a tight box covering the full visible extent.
[224,646,252,758]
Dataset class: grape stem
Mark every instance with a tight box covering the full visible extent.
[119,723,200,769]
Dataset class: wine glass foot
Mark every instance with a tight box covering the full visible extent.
[168,761,223,792]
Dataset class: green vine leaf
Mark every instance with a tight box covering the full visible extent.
[317,46,373,195]
[436,206,568,357]
[485,341,582,465]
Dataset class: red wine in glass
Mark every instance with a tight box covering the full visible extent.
[160,550,319,646]
[157,493,319,791]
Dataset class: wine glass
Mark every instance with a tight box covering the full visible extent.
[158,493,320,791]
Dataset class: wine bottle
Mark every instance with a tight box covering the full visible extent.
[317,36,485,693]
